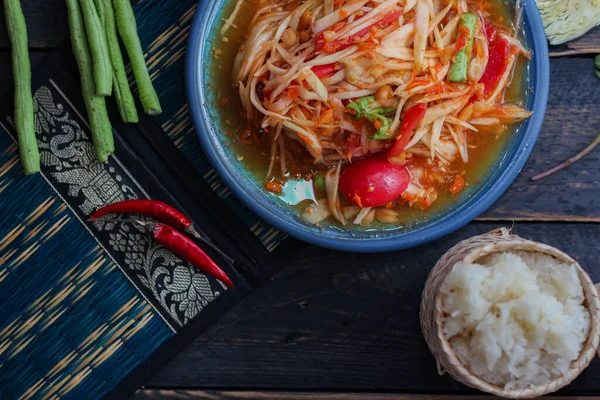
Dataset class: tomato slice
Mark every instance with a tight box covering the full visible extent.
[388,104,427,158]
[311,63,338,78]
[339,156,411,208]
[316,10,402,53]
[479,24,510,95]
[484,23,497,40]
[449,175,465,195]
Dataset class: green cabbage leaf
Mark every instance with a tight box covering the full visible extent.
[535,0,600,45]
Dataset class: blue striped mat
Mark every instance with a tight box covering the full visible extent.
[0,123,173,399]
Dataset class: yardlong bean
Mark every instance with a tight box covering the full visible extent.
[4,0,40,175]
[113,0,162,115]
[448,12,477,83]
[67,0,114,162]
[79,0,113,96]
[101,0,138,123]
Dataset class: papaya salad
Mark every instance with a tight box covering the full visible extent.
[228,0,532,227]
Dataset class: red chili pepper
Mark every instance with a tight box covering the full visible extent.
[316,10,401,53]
[151,222,235,289]
[388,104,427,158]
[479,34,510,95]
[90,200,191,231]
[311,63,338,78]
[453,34,467,56]
[90,200,234,264]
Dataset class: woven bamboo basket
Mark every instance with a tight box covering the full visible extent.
[420,228,600,399]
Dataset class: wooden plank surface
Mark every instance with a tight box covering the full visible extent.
[146,222,600,394]
[550,27,600,56]
[482,56,600,221]
[134,391,597,399]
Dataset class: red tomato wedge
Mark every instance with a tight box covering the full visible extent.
[484,23,497,39]
[388,104,427,158]
[311,63,338,78]
[315,10,402,53]
[339,156,411,208]
[479,23,510,95]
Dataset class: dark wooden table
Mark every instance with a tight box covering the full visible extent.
[3,2,600,399]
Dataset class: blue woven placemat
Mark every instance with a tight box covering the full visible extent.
[0,0,285,398]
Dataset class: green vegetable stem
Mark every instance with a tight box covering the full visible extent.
[4,0,40,175]
[345,95,396,139]
[67,0,114,162]
[448,12,477,83]
[79,0,113,96]
[113,0,162,115]
[595,54,600,79]
[102,0,139,122]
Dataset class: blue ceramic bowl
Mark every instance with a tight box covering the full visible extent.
[186,0,549,252]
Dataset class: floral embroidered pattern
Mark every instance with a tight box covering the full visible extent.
[25,83,225,328]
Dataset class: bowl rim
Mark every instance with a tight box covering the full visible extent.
[186,0,550,253]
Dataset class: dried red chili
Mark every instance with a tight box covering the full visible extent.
[90,199,191,231]
[151,222,235,289]
[89,200,234,265]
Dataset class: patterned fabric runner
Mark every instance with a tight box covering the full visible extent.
[0,0,284,398]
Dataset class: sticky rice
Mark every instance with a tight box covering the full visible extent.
[441,251,590,390]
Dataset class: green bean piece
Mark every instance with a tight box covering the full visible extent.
[448,12,477,83]
[79,0,113,96]
[113,0,162,115]
[67,0,114,162]
[102,0,139,123]
[92,0,105,23]
[4,0,40,175]
[314,174,326,192]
